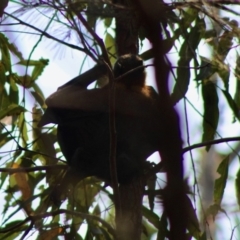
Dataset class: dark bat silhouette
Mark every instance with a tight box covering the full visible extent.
[39,54,163,202]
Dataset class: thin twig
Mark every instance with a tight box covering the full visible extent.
[4,12,87,53]
[0,164,67,173]
[183,136,240,153]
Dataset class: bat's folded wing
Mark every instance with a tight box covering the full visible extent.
[39,85,160,128]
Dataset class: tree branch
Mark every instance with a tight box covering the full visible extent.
[5,12,87,54]
[183,137,240,153]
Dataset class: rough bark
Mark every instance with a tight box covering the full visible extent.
[132,1,188,239]
[112,0,144,239]
[113,0,140,55]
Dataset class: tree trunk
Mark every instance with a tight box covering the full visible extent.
[115,177,144,240]
[112,0,144,239]
[133,1,188,239]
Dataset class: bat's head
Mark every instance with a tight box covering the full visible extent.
[113,54,146,88]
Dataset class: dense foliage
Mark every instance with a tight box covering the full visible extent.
[1,1,240,239]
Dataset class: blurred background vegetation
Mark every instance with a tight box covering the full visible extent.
[1,0,240,239]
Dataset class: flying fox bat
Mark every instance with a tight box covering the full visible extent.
[39,54,163,202]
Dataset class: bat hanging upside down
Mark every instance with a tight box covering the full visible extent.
[39,54,163,200]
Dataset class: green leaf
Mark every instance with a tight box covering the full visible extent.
[222,90,240,122]
[171,63,190,104]
[201,81,219,150]
[0,88,10,111]
[99,226,112,240]
[171,17,203,104]
[31,58,49,81]
[0,104,25,119]
[199,232,207,240]
[7,41,24,61]
[17,112,29,145]
[203,29,217,41]
[31,90,46,107]
[9,76,19,104]
[0,132,11,147]
[235,168,240,208]
[104,18,113,28]
[181,9,198,29]
[17,74,33,88]
[157,211,168,240]
[195,57,215,81]
[33,129,57,165]
[185,195,201,239]
[16,59,49,82]
[140,39,174,60]
[0,62,7,88]
[217,31,233,61]
[142,206,159,229]
[146,174,157,211]
[105,33,116,65]
[218,64,230,91]
[206,203,226,220]
[140,48,154,61]
[31,82,46,108]
[214,156,229,205]
[0,161,12,188]
[234,56,240,109]
[0,222,27,240]
[0,33,11,72]
[17,59,47,66]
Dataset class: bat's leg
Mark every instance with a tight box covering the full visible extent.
[50,148,87,206]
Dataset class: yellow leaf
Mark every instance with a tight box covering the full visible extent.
[39,228,63,240]
[13,163,31,200]
[12,163,32,214]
